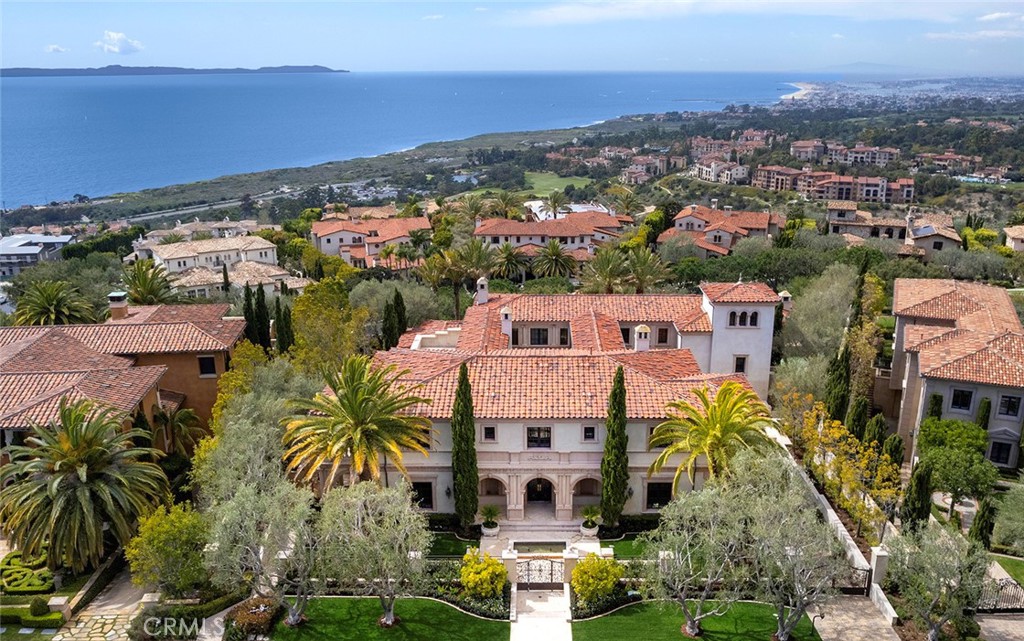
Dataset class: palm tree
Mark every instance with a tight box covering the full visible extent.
[580,247,628,293]
[282,355,433,488]
[159,232,187,245]
[408,228,432,257]
[396,244,418,273]
[0,399,168,573]
[456,238,496,280]
[494,243,529,283]
[541,191,569,220]
[489,191,523,219]
[123,259,180,305]
[153,405,205,456]
[612,190,643,219]
[377,244,397,268]
[625,247,670,294]
[441,250,470,319]
[532,239,577,278]
[458,194,487,221]
[648,381,776,491]
[13,280,95,326]
[416,254,447,292]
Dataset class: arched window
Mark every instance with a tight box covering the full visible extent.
[750,311,759,327]
[729,311,737,326]
[739,312,748,326]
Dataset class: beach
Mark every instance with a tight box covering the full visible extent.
[781,82,816,100]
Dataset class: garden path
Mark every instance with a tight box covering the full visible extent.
[977,614,1024,641]
[807,596,900,641]
[510,589,571,641]
[52,570,146,641]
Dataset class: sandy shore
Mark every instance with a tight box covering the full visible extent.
[781,82,816,100]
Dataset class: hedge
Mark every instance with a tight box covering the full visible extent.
[570,584,642,619]
[0,605,65,628]
[1,550,55,596]
[71,552,126,616]
[126,589,247,641]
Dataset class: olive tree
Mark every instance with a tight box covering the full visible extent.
[318,481,432,627]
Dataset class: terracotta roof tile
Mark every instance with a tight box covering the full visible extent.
[700,281,780,304]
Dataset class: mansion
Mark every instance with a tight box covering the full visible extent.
[372,279,780,522]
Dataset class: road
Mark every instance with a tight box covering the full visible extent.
[119,189,292,224]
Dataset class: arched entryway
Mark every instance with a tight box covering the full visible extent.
[572,477,601,517]
[479,477,507,517]
[524,477,555,521]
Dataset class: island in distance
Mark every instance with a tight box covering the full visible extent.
[0,64,347,77]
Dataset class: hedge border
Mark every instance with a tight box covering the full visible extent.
[71,551,126,616]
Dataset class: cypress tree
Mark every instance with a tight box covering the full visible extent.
[864,414,888,451]
[242,285,258,345]
[278,304,294,354]
[883,434,905,466]
[393,289,408,333]
[254,286,272,351]
[976,397,992,430]
[770,303,784,366]
[274,297,284,354]
[312,257,325,281]
[381,300,399,350]
[899,460,933,532]
[221,263,230,292]
[845,396,869,441]
[280,281,289,296]
[968,497,996,549]
[451,363,478,531]
[601,366,629,529]
[927,393,944,419]
[825,344,851,421]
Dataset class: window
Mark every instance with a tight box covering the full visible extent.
[998,395,1022,417]
[832,225,840,234]
[410,482,434,509]
[583,426,596,441]
[729,311,737,326]
[932,241,944,251]
[198,356,217,377]
[483,426,496,441]
[837,210,847,218]
[516,236,521,243]
[527,427,551,448]
[739,312,748,326]
[990,442,1012,465]
[734,356,747,374]
[749,312,759,327]
[559,327,570,346]
[530,328,548,346]
[646,482,673,509]
[657,327,669,344]
[951,389,973,411]
[511,328,520,346]
[491,236,499,244]
[621,327,630,344]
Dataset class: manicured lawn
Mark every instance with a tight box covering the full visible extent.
[428,533,479,557]
[271,597,510,641]
[992,554,1024,586]
[573,601,822,641]
[523,171,592,195]
[602,533,645,559]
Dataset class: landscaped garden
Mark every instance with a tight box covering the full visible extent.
[991,554,1024,586]
[601,533,645,559]
[572,601,822,641]
[269,598,510,641]
[427,533,479,557]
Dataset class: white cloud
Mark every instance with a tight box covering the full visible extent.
[977,12,1016,21]
[94,31,143,54]
[831,33,845,39]
[925,29,1024,40]
[44,44,68,53]
[421,14,444,20]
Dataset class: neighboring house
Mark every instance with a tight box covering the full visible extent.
[172,260,310,298]
[310,216,432,268]
[371,279,778,522]
[0,234,74,279]
[0,299,246,429]
[133,218,278,258]
[694,158,749,184]
[790,140,826,161]
[826,201,907,240]
[905,214,962,261]
[656,203,786,258]
[1004,225,1024,252]
[883,279,1024,469]
[752,165,804,191]
[522,201,614,222]
[914,149,982,172]
[754,167,915,203]
[143,236,278,273]
[825,143,901,167]
[472,211,626,256]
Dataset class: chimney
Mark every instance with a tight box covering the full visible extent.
[475,276,489,305]
[779,291,793,313]
[475,216,483,229]
[711,198,719,210]
[634,325,651,352]
[108,291,129,320]
[499,306,512,338]
[724,205,733,212]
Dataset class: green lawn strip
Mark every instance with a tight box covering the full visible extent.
[991,554,1024,586]
[523,171,592,195]
[428,533,479,557]
[572,601,822,641]
[271,597,510,641]
[601,533,645,559]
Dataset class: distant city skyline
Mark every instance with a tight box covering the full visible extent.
[2,1,1024,75]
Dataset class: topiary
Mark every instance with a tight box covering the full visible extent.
[29,597,49,617]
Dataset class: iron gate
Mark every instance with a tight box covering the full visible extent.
[978,579,1024,613]
[832,565,872,596]
[516,557,565,590]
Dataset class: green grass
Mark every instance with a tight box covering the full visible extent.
[270,597,510,641]
[930,502,949,523]
[428,533,479,557]
[991,554,1024,586]
[602,533,646,559]
[522,171,592,195]
[573,601,821,641]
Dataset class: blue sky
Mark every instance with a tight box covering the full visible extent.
[3,1,1024,74]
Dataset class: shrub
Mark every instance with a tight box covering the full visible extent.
[570,584,640,619]
[581,505,601,529]
[226,597,281,637]
[480,505,500,528]
[427,513,461,531]
[571,554,624,606]
[29,596,49,617]
[20,611,65,628]
[126,503,209,598]
[459,549,507,599]
[0,606,28,624]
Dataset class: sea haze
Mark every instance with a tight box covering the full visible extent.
[0,71,829,207]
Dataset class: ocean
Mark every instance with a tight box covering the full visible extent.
[0,71,830,207]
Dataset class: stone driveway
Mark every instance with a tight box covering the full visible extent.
[977,614,1024,641]
[53,570,146,641]
[808,596,900,641]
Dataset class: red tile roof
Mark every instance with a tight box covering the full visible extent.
[700,281,781,304]
[311,216,432,243]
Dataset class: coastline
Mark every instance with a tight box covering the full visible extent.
[780,82,816,100]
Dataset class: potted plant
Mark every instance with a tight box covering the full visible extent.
[580,505,601,536]
[480,505,501,537]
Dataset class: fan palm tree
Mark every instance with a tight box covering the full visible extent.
[580,247,629,293]
[153,405,205,456]
[123,259,180,305]
[494,243,529,283]
[541,191,569,220]
[416,253,447,292]
[0,399,169,573]
[625,247,670,294]
[489,191,523,219]
[282,355,433,488]
[648,381,777,491]
[13,280,95,326]
[532,239,577,278]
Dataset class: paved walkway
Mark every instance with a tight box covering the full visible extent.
[53,570,147,641]
[978,614,1024,641]
[807,596,899,641]
[510,589,571,641]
